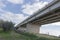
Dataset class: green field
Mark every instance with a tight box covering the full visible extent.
[0,29,60,40]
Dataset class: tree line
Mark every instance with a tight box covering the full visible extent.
[0,20,14,32]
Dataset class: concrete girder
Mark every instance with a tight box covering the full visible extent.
[33,12,60,25]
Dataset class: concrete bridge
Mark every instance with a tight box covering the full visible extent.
[16,0,60,34]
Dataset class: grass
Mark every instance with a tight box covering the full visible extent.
[0,28,60,40]
[0,31,32,40]
[17,32,60,40]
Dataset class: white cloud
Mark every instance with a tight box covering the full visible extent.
[40,22,60,36]
[35,0,40,2]
[49,22,60,25]
[22,1,48,15]
[0,9,28,25]
[7,0,24,4]
[0,1,6,8]
[40,29,60,36]
[42,22,60,26]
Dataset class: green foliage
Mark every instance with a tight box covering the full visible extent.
[3,21,14,32]
[0,20,14,32]
[0,29,60,40]
[16,32,60,40]
[0,20,60,40]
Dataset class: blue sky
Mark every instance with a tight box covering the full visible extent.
[0,0,50,24]
[0,0,60,36]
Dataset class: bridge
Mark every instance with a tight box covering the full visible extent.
[16,0,60,34]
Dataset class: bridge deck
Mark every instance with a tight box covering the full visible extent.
[17,0,60,27]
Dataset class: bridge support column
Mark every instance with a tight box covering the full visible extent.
[26,23,40,34]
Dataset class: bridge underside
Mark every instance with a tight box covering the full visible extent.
[31,9,60,25]
[17,0,60,34]
[26,9,60,33]
[18,9,60,34]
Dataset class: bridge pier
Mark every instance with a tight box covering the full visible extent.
[26,23,40,34]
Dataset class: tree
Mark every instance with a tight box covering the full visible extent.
[2,21,15,32]
[0,20,15,32]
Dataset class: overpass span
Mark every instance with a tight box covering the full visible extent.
[16,0,60,34]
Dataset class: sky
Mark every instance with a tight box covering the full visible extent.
[40,22,60,36]
[0,0,60,36]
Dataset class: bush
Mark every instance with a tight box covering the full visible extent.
[0,20,14,32]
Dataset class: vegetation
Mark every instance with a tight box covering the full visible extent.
[0,20,60,40]
[0,20,14,32]
[16,31,60,40]
[0,30,60,40]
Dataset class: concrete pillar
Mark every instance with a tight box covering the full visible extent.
[17,24,27,32]
[26,23,40,34]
